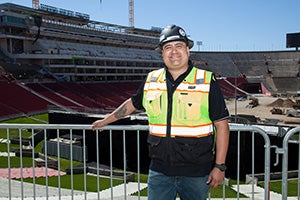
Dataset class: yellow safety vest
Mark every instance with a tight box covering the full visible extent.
[143,67,214,138]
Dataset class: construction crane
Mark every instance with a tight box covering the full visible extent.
[32,0,135,27]
[128,0,134,27]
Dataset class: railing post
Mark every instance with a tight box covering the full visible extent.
[229,125,271,200]
[281,127,300,200]
[123,130,127,200]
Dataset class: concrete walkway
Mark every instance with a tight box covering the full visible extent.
[1,176,299,200]
[231,184,298,200]
[0,176,148,200]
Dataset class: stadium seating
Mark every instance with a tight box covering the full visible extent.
[0,80,51,119]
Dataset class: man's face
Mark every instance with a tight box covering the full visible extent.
[161,41,190,71]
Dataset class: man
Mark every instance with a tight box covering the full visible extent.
[92,24,230,200]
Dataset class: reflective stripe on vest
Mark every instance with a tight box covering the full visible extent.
[149,123,214,137]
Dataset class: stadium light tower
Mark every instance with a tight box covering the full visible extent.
[196,41,203,51]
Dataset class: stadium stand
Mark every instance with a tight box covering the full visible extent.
[0,2,299,121]
[0,77,51,119]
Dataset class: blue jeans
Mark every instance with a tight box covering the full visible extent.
[147,169,210,200]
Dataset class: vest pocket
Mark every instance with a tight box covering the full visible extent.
[176,92,201,121]
[147,134,167,162]
[170,136,214,165]
[145,91,162,117]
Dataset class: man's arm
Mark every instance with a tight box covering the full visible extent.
[207,118,230,188]
[214,119,230,165]
[92,98,136,130]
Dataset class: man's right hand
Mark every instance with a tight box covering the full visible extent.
[91,119,104,131]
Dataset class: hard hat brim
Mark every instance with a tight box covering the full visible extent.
[155,39,194,52]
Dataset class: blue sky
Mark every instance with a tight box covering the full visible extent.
[2,0,300,51]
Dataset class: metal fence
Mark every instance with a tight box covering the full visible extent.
[0,123,299,200]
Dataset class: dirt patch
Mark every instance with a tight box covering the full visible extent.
[267,98,295,108]
[226,95,299,126]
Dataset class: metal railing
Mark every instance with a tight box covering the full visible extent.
[0,123,299,200]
